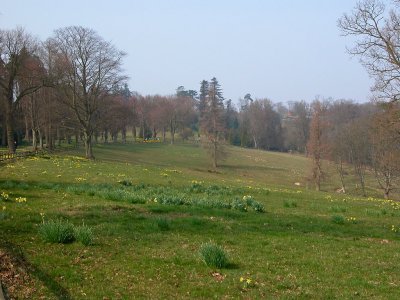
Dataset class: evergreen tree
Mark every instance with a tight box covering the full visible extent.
[201,77,226,169]
[198,80,209,120]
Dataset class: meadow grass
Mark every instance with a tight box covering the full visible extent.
[0,142,399,299]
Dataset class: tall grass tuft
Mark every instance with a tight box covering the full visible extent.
[199,242,229,268]
[74,224,94,245]
[39,219,75,244]
[155,217,171,231]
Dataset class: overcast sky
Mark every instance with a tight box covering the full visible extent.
[0,0,372,104]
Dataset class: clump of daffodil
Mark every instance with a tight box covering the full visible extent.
[15,197,27,203]
[240,276,255,289]
[347,217,357,224]
[1,192,9,200]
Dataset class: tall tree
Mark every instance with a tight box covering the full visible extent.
[49,26,126,159]
[307,100,327,191]
[198,80,209,126]
[0,27,42,153]
[201,77,226,169]
[370,103,400,199]
[339,0,400,101]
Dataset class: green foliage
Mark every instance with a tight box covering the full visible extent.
[331,215,345,225]
[231,198,247,212]
[155,217,171,231]
[250,201,265,212]
[74,224,94,245]
[39,219,75,244]
[199,242,229,268]
[283,200,298,208]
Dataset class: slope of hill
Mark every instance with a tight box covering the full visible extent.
[0,143,399,299]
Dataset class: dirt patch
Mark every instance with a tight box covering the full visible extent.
[0,248,45,299]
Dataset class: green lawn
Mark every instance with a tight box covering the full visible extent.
[0,143,399,299]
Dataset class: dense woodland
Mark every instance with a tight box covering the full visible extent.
[1,0,400,199]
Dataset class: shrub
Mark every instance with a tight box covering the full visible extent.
[39,219,75,244]
[199,242,229,268]
[74,224,94,245]
[155,217,170,231]
[331,215,345,225]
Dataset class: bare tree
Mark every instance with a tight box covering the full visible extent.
[0,27,42,153]
[307,100,328,191]
[370,103,400,198]
[339,0,400,101]
[49,26,126,159]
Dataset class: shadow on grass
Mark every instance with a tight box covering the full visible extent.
[225,262,240,270]
[0,240,72,300]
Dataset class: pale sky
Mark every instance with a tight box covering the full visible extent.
[0,0,372,104]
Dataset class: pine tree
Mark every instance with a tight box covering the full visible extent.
[201,77,226,169]
[199,80,209,121]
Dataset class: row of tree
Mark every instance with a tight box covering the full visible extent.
[1,7,399,198]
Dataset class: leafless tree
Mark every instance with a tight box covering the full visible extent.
[370,103,400,198]
[307,100,328,191]
[339,0,400,101]
[49,26,126,159]
[0,27,42,153]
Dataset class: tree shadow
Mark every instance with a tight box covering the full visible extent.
[0,240,72,300]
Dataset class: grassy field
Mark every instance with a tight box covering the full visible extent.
[0,143,399,299]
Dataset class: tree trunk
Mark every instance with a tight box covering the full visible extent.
[162,128,166,143]
[104,130,108,143]
[132,126,136,142]
[170,121,175,145]
[253,135,258,149]
[5,99,16,154]
[213,140,217,169]
[1,126,7,146]
[122,127,126,143]
[24,115,30,143]
[32,129,37,151]
[384,189,390,199]
[336,158,346,193]
[38,129,43,149]
[84,132,94,159]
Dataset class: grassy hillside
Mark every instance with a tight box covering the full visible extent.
[0,143,399,299]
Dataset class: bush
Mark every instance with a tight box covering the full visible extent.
[199,242,229,268]
[39,219,75,244]
[74,224,94,245]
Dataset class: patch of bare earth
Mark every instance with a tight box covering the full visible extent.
[0,248,46,299]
